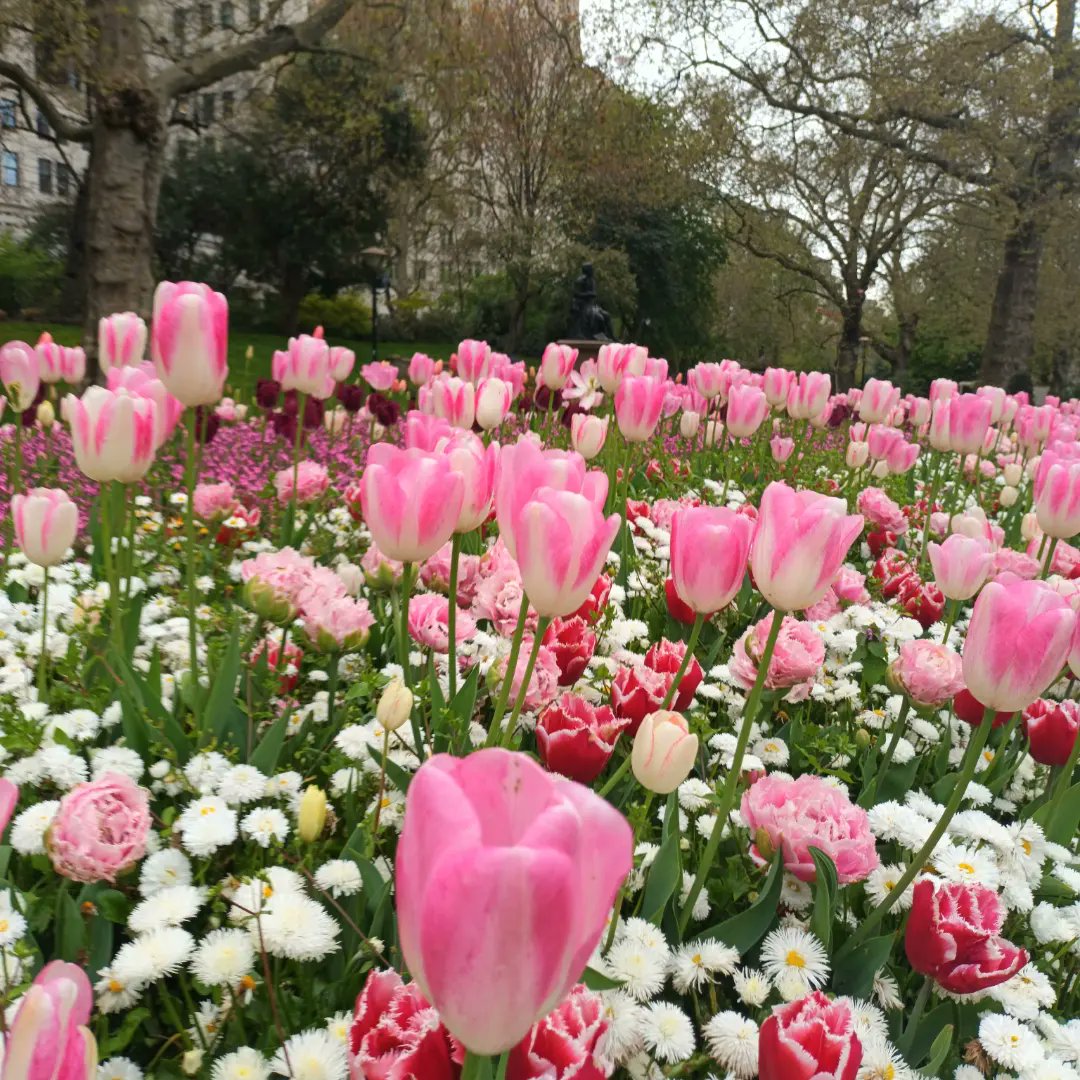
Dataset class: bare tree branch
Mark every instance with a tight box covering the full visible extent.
[0,58,92,141]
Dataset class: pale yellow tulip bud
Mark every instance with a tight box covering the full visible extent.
[297,785,328,842]
[377,679,413,732]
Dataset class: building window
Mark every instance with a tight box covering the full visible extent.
[38,158,53,194]
[200,2,213,31]
[220,1,234,27]
[173,7,187,43]
[56,163,70,196]
[221,91,235,118]
[0,99,15,129]
[2,152,20,187]
[248,0,261,24]
[35,111,49,136]
[198,93,215,125]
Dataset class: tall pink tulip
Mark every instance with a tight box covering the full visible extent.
[907,396,931,426]
[63,387,157,483]
[358,445,465,562]
[431,375,476,429]
[515,489,621,617]
[726,383,768,438]
[948,394,993,455]
[273,334,334,399]
[785,371,830,420]
[408,352,435,386]
[539,343,578,390]
[689,362,724,400]
[927,534,994,601]
[763,367,793,407]
[928,400,952,452]
[595,343,629,393]
[329,345,356,382]
[614,374,666,443]
[670,506,752,615]
[770,435,794,463]
[750,482,864,611]
[1034,452,1080,539]
[438,430,499,533]
[98,312,147,372]
[858,378,899,423]
[930,378,958,405]
[886,438,920,475]
[1,962,96,1080]
[977,384,1007,423]
[404,410,452,451]
[396,749,632,1054]
[962,573,1076,713]
[475,377,513,430]
[456,339,492,384]
[0,341,40,412]
[12,488,78,567]
[0,779,16,838]
[867,424,903,461]
[107,363,183,448]
[151,280,228,407]
[570,413,608,460]
[37,340,86,385]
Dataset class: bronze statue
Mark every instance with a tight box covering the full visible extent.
[568,263,614,341]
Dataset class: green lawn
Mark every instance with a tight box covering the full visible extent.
[0,320,457,398]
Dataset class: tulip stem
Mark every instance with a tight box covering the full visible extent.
[502,616,551,748]
[288,391,306,545]
[860,698,911,807]
[461,1051,490,1080]
[677,610,784,936]
[1041,537,1060,579]
[838,706,997,960]
[917,458,940,573]
[485,595,530,747]
[448,533,462,701]
[598,752,632,797]
[660,614,704,710]
[36,567,48,703]
[940,599,959,644]
[184,411,200,716]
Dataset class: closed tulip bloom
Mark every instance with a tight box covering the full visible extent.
[948,393,993,455]
[927,534,995,601]
[928,399,952,451]
[539,342,578,390]
[886,438,920,474]
[63,387,157,483]
[763,366,793,407]
[396,749,632,1054]
[0,340,40,411]
[514,489,621,617]
[1034,452,1080,538]
[1022,698,1080,766]
[866,423,902,461]
[98,312,147,372]
[404,409,453,451]
[770,435,794,462]
[437,430,499,533]
[151,280,228,407]
[431,375,476,429]
[37,340,86,385]
[689,361,724,400]
[297,785,328,842]
[272,334,334,400]
[680,411,700,439]
[408,352,435,386]
[726,383,769,438]
[107,363,183,448]
[614,374,666,443]
[475,377,513,430]
[929,377,958,404]
[570,414,608,460]
[456,339,492,383]
[631,710,698,794]
[846,441,869,469]
[359,444,465,562]
[907,396,931,426]
[669,506,751,615]
[329,345,355,382]
[12,488,78,567]
[750,482,863,612]
[977,384,1007,423]
[962,573,1076,713]
[595,343,629,393]
[759,992,861,1080]
[857,378,899,423]
[785,371,831,420]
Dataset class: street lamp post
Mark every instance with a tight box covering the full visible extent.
[361,246,390,365]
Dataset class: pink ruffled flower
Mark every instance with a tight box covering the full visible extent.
[889,640,965,708]
[741,774,879,884]
[730,613,825,700]
[193,481,237,521]
[473,566,538,638]
[47,773,151,883]
[361,543,404,589]
[302,596,374,652]
[856,487,908,535]
[832,567,870,605]
[505,642,561,713]
[420,543,482,607]
[507,985,609,1080]
[992,547,1041,580]
[804,590,842,622]
[408,593,477,653]
[275,460,330,504]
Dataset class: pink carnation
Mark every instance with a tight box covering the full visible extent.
[889,640,965,707]
[473,566,538,637]
[408,593,477,653]
[506,641,561,713]
[193,481,237,521]
[361,543,404,588]
[857,487,908,535]
[47,773,151,883]
[302,596,374,652]
[275,460,330,504]
[420,542,482,607]
[833,566,870,605]
[741,773,879,884]
[730,613,824,701]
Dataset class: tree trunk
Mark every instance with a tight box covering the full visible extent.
[278,263,307,336]
[81,0,166,380]
[890,314,919,390]
[60,177,89,320]
[979,209,1044,390]
[835,304,864,391]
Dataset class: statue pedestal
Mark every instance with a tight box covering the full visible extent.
[557,339,606,361]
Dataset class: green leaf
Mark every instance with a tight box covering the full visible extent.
[581,966,624,991]
[696,850,783,953]
[452,664,481,724]
[809,847,838,952]
[101,1007,151,1057]
[54,888,83,962]
[832,933,894,998]
[874,755,920,806]
[367,746,412,795]
[207,625,243,743]
[250,712,290,773]
[1034,780,1080,845]
[906,1004,954,1066]
[641,795,681,924]
[94,889,129,923]
[920,1022,954,1077]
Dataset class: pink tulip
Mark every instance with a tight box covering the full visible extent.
[539,343,578,390]
[948,394,993,455]
[2,961,96,1080]
[404,410,452,451]
[927,534,994,601]
[63,387,157,483]
[361,360,397,391]
[98,312,147,372]
[643,356,668,382]
[151,280,228,407]
[670,506,752,615]
[929,378,958,404]
[515,489,621,617]
[770,435,795,463]
[495,438,607,559]
[408,352,435,386]
[763,367,793,407]
[437,430,499,533]
[867,423,903,461]
[0,340,40,411]
[928,399,952,451]
[456,339,492,384]
[37,341,86,385]
[595,343,629,393]
[750,482,864,612]
[431,375,476,429]
[977,385,1007,424]
[107,363,183,448]
[491,354,526,399]
[726,383,769,438]
[689,362,724,400]
[12,488,78,567]
[858,378,899,423]
[1034,452,1080,539]
[273,334,334,400]
[395,749,632,1054]
[962,573,1076,713]
[785,371,830,420]
[475,377,513,430]
[886,438,920,475]
[359,445,465,563]
[570,414,608,460]
[846,442,869,468]
[614,374,666,443]
[328,346,355,382]
[907,396,931,426]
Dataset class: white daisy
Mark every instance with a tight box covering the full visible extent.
[219,765,269,805]
[313,860,363,898]
[640,1003,695,1063]
[760,926,829,1001]
[978,1014,1044,1071]
[139,849,192,896]
[270,1028,348,1080]
[606,938,668,1001]
[256,893,340,962]
[112,927,195,986]
[128,885,205,933]
[96,1057,143,1080]
[10,801,59,855]
[177,796,239,856]
[703,1011,758,1078]
[865,865,916,911]
[190,928,256,987]
[733,966,771,1007]
[240,807,290,848]
[212,1047,271,1080]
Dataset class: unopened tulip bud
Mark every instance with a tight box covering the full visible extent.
[1021,512,1041,543]
[631,710,698,794]
[377,679,413,732]
[1003,463,1022,486]
[245,345,254,361]
[336,562,363,596]
[680,411,700,438]
[703,420,721,448]
[871,460,890,479]
[297,785,328,842]
[854,728,871,750]
[1000,485,1019,507]
[36,400,54,428]
[754,827,776,861]
[182,1050,204,1075]
[846,442,869,468]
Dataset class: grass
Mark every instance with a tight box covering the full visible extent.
[0,319,458,398]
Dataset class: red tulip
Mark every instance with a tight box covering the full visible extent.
[611,664,669,733]
[665,578,697,625]
[953,688,1011,729]
[1022,698,1080,766]
[644,639,703,711]
[542,617,597,687]
[571,574,611,626]
[507,985,608,1080]
[759,992,861,1080]
[897,577,946,630]
[536,694,630,783]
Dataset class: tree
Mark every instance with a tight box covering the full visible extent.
[0,0,365,361]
